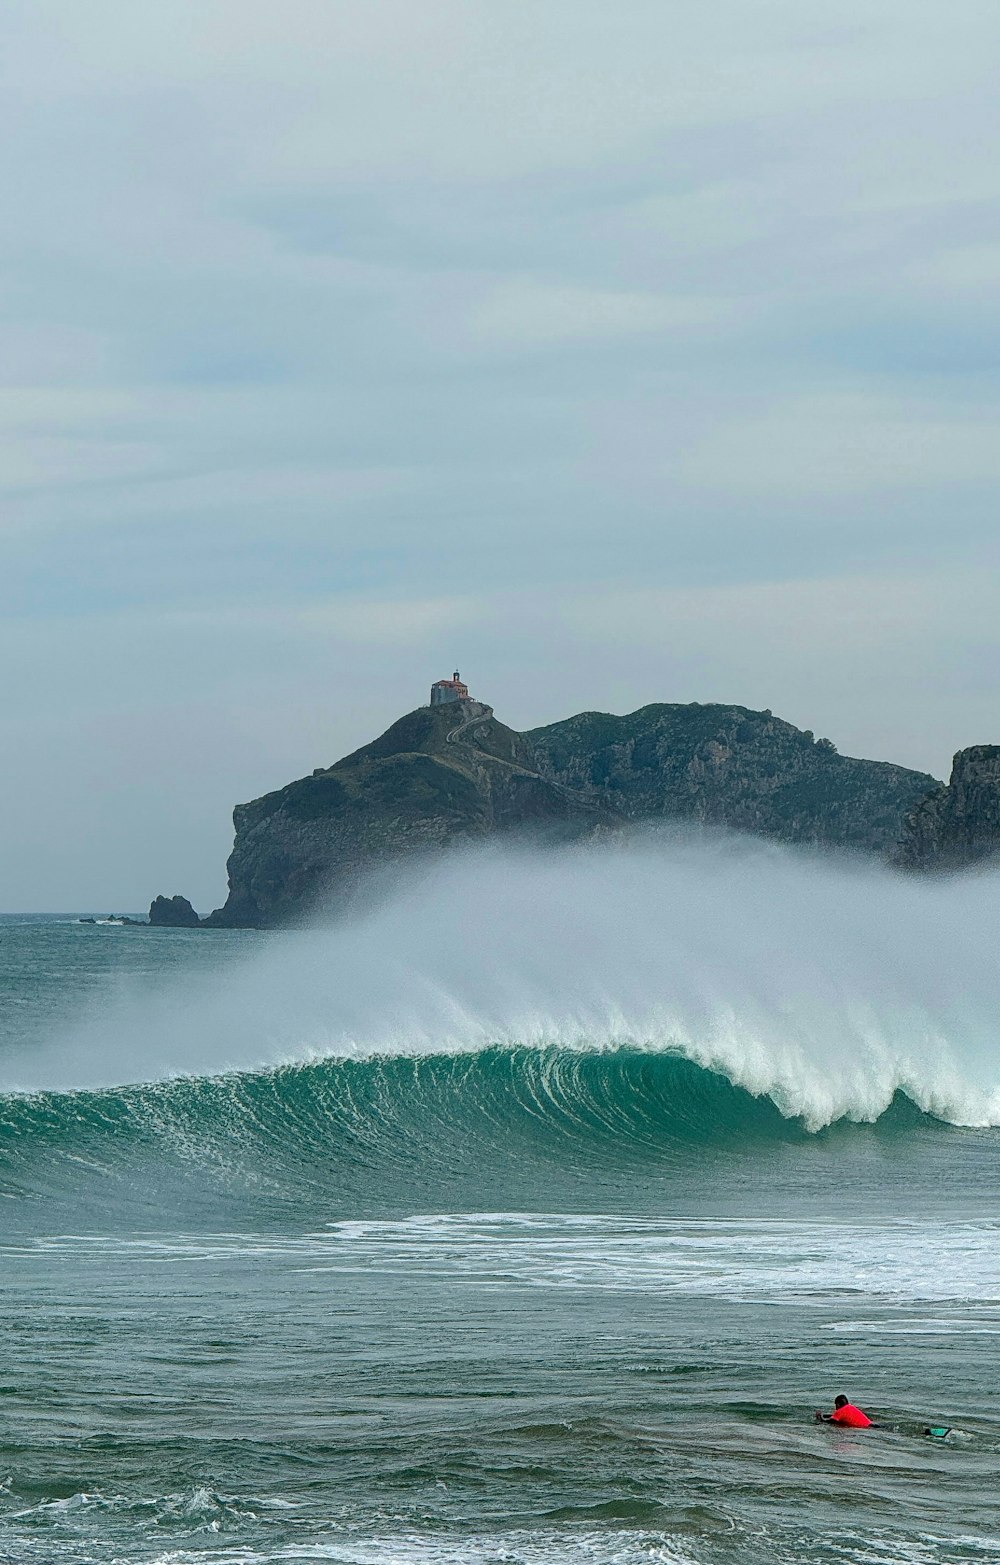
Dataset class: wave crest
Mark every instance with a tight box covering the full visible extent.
[9,835,1000,1124]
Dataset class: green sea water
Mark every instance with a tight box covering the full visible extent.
[1,843,999,1565]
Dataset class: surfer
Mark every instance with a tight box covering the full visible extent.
[815,1395,875,1428]
[816,1400,955,1438]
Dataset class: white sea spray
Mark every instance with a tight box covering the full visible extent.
[6,830,1000,1129]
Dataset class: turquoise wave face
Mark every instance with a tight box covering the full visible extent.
[4,835,1000,1233]
[0,1046,973,1233]
[3,903,1000,1564]
[10,836,1000,1131]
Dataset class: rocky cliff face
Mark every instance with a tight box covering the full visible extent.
[199,698,941,927]
[527,703,937,853]
[203,701,610,927]
[894,746,1000,871]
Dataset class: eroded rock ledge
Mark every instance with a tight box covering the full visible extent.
[894,746,1000,872]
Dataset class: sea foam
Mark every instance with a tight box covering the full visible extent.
[6,831,1000,1129]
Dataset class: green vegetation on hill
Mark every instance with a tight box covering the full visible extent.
[527,703,935,852]
[203,702,608,927]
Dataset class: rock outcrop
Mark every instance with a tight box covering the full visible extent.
[203,701,611,927]
[148,894,202,927]
[527,703,936,853]
[894,746,1000,871]
[200,698,940,928]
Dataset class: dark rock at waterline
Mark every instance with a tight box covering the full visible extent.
[894,746,1000,871]
[200,698,939,929]
[149,894,201,928]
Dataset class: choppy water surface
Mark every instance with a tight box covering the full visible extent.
[1,840,999,1563]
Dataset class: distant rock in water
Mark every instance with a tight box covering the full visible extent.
[149,894,201,928]
[199,696,939,928]
[894,746,1000,871]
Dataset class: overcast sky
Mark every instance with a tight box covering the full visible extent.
[4,1,1000,911]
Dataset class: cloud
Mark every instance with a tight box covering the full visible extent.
[907,243,1000,294]
[677,391,1000,496]
[1,0,1000,904]
[466,279,729,349]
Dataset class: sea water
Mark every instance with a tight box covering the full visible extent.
[1,836,999,1564]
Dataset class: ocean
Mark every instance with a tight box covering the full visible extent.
[1,836,999,1564]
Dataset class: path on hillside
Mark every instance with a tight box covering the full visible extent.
[444,702,610,815]
[445,703,495,748]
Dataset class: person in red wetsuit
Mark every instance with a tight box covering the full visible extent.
[816,1395,875,1428]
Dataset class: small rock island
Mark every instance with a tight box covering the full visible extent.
[148,894,202,928]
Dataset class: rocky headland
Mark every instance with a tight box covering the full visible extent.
[160,694,945,928]
[201,700,613,927]
[894,746,1000,871]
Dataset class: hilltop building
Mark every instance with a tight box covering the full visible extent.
[430,670,470,706]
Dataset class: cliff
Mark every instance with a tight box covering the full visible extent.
[201,698,939,928]
[894,746,1000,871]
[203,701,610,927]
[527,703,936,853]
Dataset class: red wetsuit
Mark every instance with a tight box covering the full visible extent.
[830,1403,873,1428]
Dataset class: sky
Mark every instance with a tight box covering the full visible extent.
[3,0,1000,911]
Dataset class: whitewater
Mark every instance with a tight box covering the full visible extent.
[6,831,1000,1125]
[2,833,1000,1564]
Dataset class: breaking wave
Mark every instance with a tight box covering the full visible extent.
[2,832,1000,1221]
[0,1045,955,1227]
